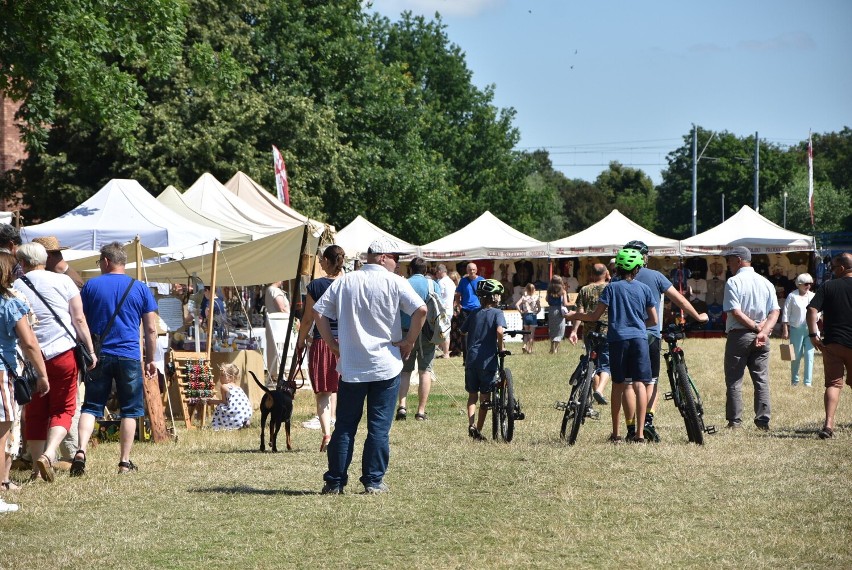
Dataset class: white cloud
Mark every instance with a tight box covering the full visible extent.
[368,0,505,18]
[737,32,816,52]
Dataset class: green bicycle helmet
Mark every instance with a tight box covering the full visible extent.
[615,248,645,271]
[476,278,505,297]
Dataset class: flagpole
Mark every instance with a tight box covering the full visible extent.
[808,130,814,229]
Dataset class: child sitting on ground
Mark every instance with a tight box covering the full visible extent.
[209,363,253,431]
[460,279,506,440]
[566,248,657,443]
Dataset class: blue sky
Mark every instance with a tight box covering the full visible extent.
[369,0,852,184]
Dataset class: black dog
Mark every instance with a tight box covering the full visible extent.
[250,371,295,452]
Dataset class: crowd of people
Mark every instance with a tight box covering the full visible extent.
[1,224,849,508]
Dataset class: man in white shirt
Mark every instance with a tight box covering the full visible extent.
[722,246,780,430]
[313,237,426,495]
[436,264,455,358]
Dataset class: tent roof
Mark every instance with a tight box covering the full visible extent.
[549,209,680,257]
[22,179,220,252]
[157,185,253,247]
[181,173,288,237]
[141,225,317,287]
[680,205,814,255]
[420,211,548,260]
[335,215,418,258]
[224,171,331,236]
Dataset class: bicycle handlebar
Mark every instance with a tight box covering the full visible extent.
[503,330,530,337]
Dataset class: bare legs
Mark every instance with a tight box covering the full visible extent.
[316,391,336,436]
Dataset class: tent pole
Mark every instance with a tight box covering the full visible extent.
[277,223,311,389]
[205,240,220,361]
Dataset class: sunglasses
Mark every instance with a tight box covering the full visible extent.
[386,253,400,263]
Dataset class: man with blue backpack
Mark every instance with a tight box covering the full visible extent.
[396,257,440,422]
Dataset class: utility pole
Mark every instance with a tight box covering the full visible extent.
[691,124,698,235]
[753,131,759,211]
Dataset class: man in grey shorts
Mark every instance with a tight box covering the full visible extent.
[722,246,780,430]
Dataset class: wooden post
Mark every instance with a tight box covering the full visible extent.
[134,237,169,442]
[277,225,310,388]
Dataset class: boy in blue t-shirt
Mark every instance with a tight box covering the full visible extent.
[566,249,657,442]
[460,279,506,440]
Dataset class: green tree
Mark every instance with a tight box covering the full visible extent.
[762,171,851,234]
[594,162,657,232]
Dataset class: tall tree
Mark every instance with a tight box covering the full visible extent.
[594,162,657,232]
[762,172,851,234]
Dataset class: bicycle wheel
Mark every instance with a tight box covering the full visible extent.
[567,360,594,445]
[561,359,585,439]
[504,368,515,442]
[675,360,704,445]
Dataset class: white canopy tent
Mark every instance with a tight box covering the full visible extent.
[335,215,419,259]
[180,173,288,238]
[157,185,253,247]
[549,209,680,257]
[21,179,220,255]
[680,205,815,256]
[419,211,548,261]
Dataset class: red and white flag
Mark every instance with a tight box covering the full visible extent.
[272,145,290,206]
[807,131,814,226]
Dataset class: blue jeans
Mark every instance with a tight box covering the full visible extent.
[789,324,815,385]
[324,375,399,490]
[81,354,145,418]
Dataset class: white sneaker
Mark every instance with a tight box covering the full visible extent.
[0,498,19,513]
[301,416,321,430]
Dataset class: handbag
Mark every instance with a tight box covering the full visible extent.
[779,343,795,361]
[0,351,37,405]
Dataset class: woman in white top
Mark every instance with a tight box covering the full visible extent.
[781,273,817,387]
[264,281,290,383]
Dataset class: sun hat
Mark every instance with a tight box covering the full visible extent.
[720,246,752,262]
[32,236,68,252]
[367,237,405,255]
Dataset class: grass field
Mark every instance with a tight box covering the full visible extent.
[3,337,851,569]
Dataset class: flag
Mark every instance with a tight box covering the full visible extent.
[807,131,814,226]
[272,145,290,206]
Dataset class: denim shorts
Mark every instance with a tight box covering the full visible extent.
[81,354,146,418]
[465,367,498,394]
[609,338,652,384]
[522,313,538,326]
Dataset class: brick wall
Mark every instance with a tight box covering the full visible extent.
[0,93,27,214]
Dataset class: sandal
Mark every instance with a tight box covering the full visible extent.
[818,426,835,440]
[69,449,86,477]
[1,480,21,491]
[36,454,55,483]
[118,460,138,474]
[320,435,331,453]
[415,412,428,421]
[395,406,407,421]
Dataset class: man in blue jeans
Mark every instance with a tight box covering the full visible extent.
[314,237,426,494]
[73,242,159,476]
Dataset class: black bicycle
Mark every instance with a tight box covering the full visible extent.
[490,330,528,442]
[556,323,605,445]
[662,322,716,444]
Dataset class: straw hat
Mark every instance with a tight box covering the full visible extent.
[32,236,68,252]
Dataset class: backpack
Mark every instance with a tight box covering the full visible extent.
[423,281,451,345]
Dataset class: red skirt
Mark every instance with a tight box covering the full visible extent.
[309,337,341,393]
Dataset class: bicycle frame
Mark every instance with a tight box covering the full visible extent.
[662,323,716,444]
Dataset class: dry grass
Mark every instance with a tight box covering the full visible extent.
[2,338,850,569]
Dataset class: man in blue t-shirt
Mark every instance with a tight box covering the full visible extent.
[454,263,484,363]
[397,257,439,421]
[72,242,159,477]
[623,240,708,441]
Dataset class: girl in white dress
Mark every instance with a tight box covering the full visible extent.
[210,363,252,430]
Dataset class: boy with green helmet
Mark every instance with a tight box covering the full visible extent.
[566,248,658,442]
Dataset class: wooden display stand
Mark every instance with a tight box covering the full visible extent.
[166,351,213,429]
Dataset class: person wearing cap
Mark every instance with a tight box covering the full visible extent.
[722,245,780,431]
[32,236,83,289]
[313,236,426,495]
[621,240,708,442]
[807,252,852,440]
[781,273,817,387]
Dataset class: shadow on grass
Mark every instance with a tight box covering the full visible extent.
[189,485,319,496]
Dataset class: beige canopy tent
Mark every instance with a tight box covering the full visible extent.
[419,211,548,261]
[548,209,680,257]
[157,185,254,247]
[139,224,318,287]
[224,171,329,232]
[335,215,419,259]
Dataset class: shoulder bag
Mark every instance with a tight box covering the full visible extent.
[0,350,37,406]
[89,278,136,358]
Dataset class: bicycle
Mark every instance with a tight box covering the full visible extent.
[556,322,605,445]
[662,321,716,444]
[489,330,528,442]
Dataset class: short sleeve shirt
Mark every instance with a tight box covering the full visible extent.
[306,277,337,339]
[808,277,852,347]
[461,307,507,372]
[457,276,484,311]
[15,270,81,360]
[599,279,656,342]
[634,268,672,338]
[722,267,780,333]
[81,274,158,359]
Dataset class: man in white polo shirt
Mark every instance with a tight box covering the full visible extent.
[722,246,780,431]
[313,237,426,495]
